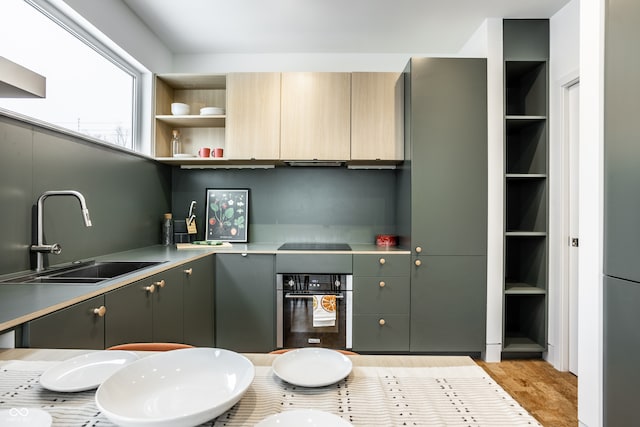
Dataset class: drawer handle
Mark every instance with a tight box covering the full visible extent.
[415,259,422,267]
[93,306,107,317]
[183,268,193,276]
[154,279,166,288]
[379,318,386,326]
[379,281,386,288]
[144,284,155,294]
[379,258,386,265]
[415,246,422,254]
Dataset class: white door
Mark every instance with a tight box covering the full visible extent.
[568,81,580,375]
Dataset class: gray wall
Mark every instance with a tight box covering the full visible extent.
[0,114,172,275]
[172,167,398,244]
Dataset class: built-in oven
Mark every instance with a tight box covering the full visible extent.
[276,273,353,350]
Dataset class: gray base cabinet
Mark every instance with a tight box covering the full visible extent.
[183,256,215,347]
[352,254,410,352]
[215,253,275,352]
[24,255,215,349]
[410,256,486,352]
[23,295,106,349]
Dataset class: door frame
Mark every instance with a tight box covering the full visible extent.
[556,73,580,372]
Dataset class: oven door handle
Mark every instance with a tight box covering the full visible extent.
[285,293,344,299]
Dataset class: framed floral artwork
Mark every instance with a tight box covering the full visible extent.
[205,189,249,242]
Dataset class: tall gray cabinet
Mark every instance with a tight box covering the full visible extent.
[603,0,640,424]
[502,19,549,354]
[399,57,487,353]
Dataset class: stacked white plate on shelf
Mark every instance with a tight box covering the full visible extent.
[200,106,225,115]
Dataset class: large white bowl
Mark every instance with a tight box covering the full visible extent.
[171,102,190,115]
[95,348,255,427]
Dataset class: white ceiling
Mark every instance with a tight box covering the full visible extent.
[121,0,571,55]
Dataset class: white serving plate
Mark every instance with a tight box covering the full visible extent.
[200,106,224,115]
[95,348,255,427]
[39,350,139,392]
[271,347,353,387]
[0,408,52,426]
[256,409,352,427]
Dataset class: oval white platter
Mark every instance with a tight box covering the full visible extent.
[40,350,139,392]
[271,347,353,387]
[256,409,353,427]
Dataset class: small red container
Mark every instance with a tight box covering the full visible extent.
[376,234,397,247]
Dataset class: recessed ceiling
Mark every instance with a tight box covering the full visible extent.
[122,0,571,55]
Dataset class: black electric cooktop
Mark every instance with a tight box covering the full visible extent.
[278,242,352,251]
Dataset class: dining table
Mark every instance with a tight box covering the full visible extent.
[0,348,540,426]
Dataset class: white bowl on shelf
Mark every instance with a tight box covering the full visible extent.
[95,348,255,427]
[200,106,225,116]
[171,102,190,115]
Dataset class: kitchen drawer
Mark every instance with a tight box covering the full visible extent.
[353,276,410,314]
[353,254,409,277]
[352,314,410,352]
[276,254,352,273]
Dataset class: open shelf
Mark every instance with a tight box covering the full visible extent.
[506,177,547,232]
[504,293,547,352]
[505,61,547,116]
[505,235,547,291]
[505,118,546,174]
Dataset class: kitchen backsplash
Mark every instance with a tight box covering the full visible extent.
[171,166,398,244]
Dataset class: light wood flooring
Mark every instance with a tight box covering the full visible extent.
[475,359,578,427]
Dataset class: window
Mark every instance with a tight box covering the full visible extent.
[0,0,140,150]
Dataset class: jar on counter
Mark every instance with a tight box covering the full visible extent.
[162,213,174,245]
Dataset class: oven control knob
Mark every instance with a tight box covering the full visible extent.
[334,279,341,288]
[288,279,295,288]
[379,319,386,326]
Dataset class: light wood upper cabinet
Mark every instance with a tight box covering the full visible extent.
[351,72,404,161]
[280,72,351,161]
[225,73,281,160]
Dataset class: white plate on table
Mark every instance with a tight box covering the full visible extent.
[0,408,52,426]
[39,350,138,392]
[95,348,255,427]
[256,409,352,426]
[271,347,353,387]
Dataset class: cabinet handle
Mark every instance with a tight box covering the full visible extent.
[379,319,386,326]
[154,279,166,288]
[379,281,386,288]
[241,253,248,257]
[183,268,193,276]
[93,306,107,317]
[144,284,155,293]
[415,246,422,254]
[379,258,386,265]
[415,259,422,267]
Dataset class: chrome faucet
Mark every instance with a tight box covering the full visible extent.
[30,190,92,271]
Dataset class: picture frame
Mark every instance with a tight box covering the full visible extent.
[205,189,249,242]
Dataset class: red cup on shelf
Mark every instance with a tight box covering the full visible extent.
[376,234,398,247]
[213,147,224,158]
[198,147,211,157]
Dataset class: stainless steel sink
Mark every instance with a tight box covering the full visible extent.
[0,260,164,285]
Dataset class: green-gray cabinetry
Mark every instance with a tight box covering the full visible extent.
[400,57,487,353]
[22,295,106,349]
[182,256,215,346]
[502,19,549,354]
[352,253,410,352]
[24,256,214,349]
[215,253,275,352]
[604,0,640,424]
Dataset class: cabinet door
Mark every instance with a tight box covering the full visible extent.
[216,254,275,352]
[183,256,215,346]
[151,268,184,343]
[26,295,105,349]
[410,58,487,256]
[352,314,410,352]
[351,72,404,161]
[410,255,486,352]
[105,279,153,347]
[604,276,640,426]
[280,72,351,160]
[226,73,281,160]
